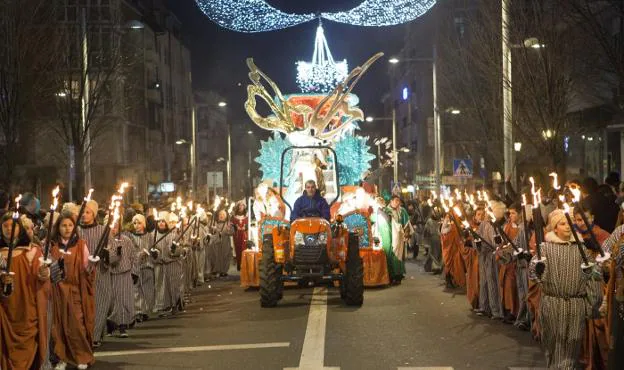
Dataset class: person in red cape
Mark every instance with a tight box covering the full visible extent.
[50,211,96,369]
[231,201,248,271]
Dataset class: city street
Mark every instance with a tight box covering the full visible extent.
[94,260,545,370]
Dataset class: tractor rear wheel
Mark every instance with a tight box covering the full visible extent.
[343,232,364,306]
[259,235,282,307]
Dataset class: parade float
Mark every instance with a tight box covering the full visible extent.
[240,23,392,288]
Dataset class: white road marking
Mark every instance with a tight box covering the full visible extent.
[95,342,290,357]
[285,287,339,370]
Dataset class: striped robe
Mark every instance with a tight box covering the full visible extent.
[153,230,182,311]
[108,234,137,326]
[78,224,110,342]
[194,222,209,284]
[477,221,503,318]
[127,232,156,317]
[208,222,234,275]
[531,233,603,368]
[514,226,531,328]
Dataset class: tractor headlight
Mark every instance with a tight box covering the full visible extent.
[318,232,328,244]
[295,231,304,245]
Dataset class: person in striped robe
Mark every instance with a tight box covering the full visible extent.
[127,214,156,323]
[530,209,603,368]
[151,212,180,317]
[476,205,504,320]
[194,211,209,285]
[108,220,137,338]
[77,200,110,347]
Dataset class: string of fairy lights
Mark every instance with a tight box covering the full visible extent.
[194,0,437,32]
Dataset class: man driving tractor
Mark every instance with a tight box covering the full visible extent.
[290,180,330,222]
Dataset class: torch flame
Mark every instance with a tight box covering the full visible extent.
[454,189,461,201]
[51,186,60,211]
[562,201,571,214]
[118,182,129,194]
[483,191,490,203]
[477,190,483,202]
[110,206,120,229]
[213,195,221,212]
[170,203,177,212]
[14,194,22,207]
[453,206,463,218]
[487,209,496,222]
[462,220,471,229]
[427,199,433,207]
[176,196,182,209]
[228,202,235,214]
[570,187,581,203]
[85,188,94,201]
[152,208,158,220]
[187,201,194,211]
[431,190,438,200]
[529,177,536,194]
[521,194,527,207]
[549,172,560,190]
[52,186,60,198]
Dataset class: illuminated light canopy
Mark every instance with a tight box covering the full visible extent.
[194,0,437,32]
[296,22,348,93]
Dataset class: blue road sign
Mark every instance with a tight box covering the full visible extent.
[453,159,473,178]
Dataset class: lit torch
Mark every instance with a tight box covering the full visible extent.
[561,200,594,270]
[40,186,61,264]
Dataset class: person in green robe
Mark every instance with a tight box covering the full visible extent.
[383,195,409,284]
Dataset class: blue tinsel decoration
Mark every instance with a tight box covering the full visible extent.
[334,135,376,185]
[255,132,292,186]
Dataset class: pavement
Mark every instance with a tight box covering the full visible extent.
[93,258,546,370]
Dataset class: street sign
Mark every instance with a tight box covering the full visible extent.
[453,159,473,178]
[206,171,224,188]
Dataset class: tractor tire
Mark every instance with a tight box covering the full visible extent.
[343,232,364,306]
[259,235,282,307]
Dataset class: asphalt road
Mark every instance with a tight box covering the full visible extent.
[93,259,546,370]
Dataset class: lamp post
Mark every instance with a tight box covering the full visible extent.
[388,45,439,190]
[372,136,390,191]
[218,101,231,198]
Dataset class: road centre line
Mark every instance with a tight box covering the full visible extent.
[95,342,290,357]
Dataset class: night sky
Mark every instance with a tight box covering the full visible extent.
[167,0,420,128]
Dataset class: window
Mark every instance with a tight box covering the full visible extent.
[454,15,466,39]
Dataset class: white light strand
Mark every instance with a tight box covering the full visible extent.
[195,0,315,32]
[321,0,437,27]
[296,23,348,93]
[194,0,437,32]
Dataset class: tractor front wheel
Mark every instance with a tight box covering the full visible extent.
[343,232,364,306]
[259,235,283,307]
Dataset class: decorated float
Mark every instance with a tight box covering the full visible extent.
[240,23,394,288]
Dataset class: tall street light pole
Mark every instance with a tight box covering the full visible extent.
[81,8,91,194]
[392,106,398,185]
[502,0,514,193]
[218,101,231,198]
[389,45,440,190]
[191,103,197,198]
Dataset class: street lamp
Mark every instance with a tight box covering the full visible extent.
[514,142,522,152]
[388,49,440,190]
[175,139,195,198]
[373,137,391,191]
[218,101,231,198]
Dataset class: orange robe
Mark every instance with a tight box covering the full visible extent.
[441,220,466,288]
[0,246,50,370]
[51,240,96,367]
[580,226,610,370]
[461,223,480,309]
[497,223,520,317]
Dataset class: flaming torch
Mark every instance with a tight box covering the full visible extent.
[568,187,609,262]
[63,188,95,254]
[561,200,594,270]
[1,195,21,296]
[529,177,546,262]
[40,187,61,264]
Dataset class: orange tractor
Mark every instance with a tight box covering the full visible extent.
[259,145,364,307]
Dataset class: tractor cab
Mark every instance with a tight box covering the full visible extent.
[259,145,364,307]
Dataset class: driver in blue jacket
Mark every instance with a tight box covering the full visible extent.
[290,180,331,222]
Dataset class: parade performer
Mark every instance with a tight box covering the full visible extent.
[194,210,209,285]
[159,212,183,316]
[422,204,442,274]
[462,206,484,310]
[530,209,603,368]
[476,201,504,319]
[440,210,466,289]
[497,203,521,323]
[231,201,248,271]
[127,214,155,323]
[108,219,137,338]
[79,201,113,347]
[573,206,610,370]
[384,195,408,285]
[208,209,234,277]
[152,211,170,313]
[50,212,95,369]
[0,212,51,370]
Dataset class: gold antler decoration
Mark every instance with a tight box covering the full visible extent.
[244,52,384,140]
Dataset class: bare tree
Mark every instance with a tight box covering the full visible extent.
[0,0,60,190]
[437,0,591,177]
[45,4,129,198]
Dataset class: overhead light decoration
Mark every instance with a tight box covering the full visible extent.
[194,0,437,32]
[296,22,348,93]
